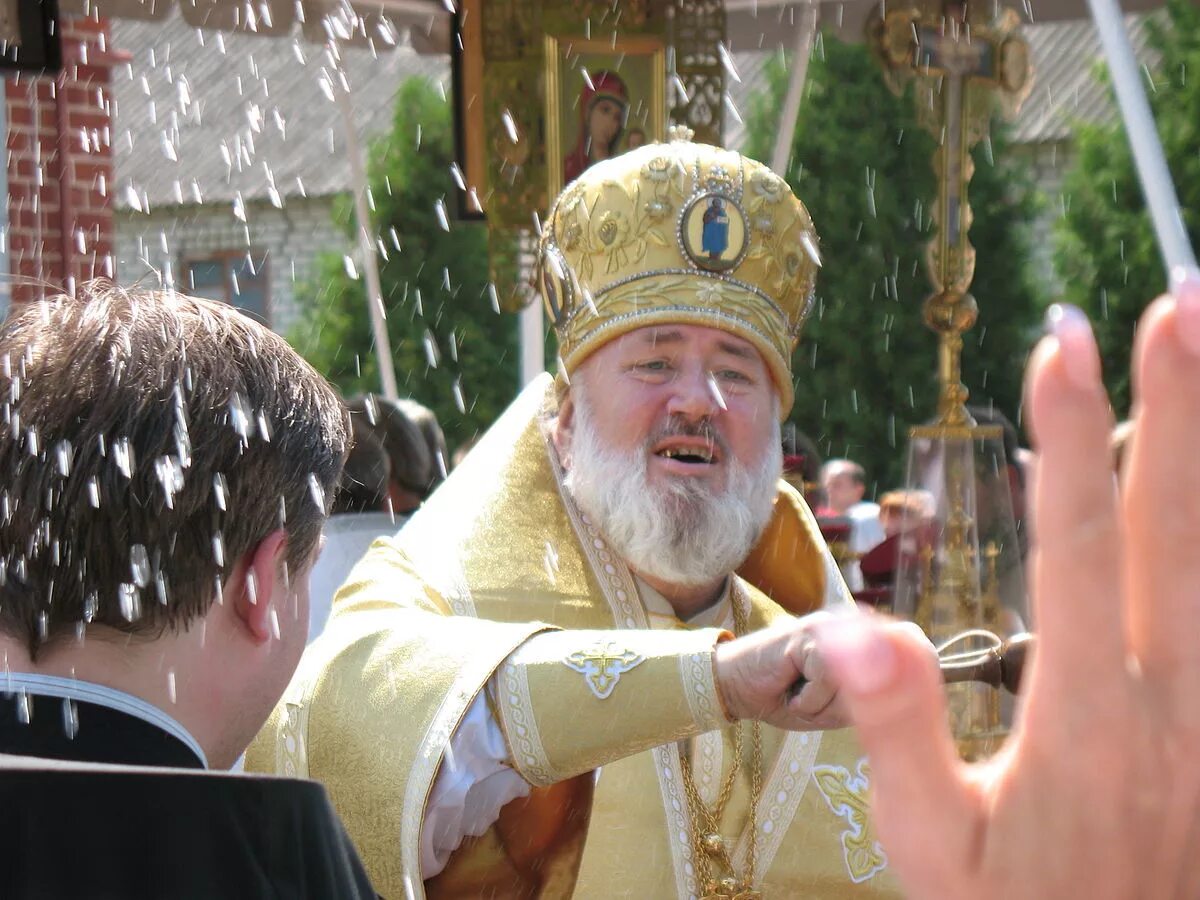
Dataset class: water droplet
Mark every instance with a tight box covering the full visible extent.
[716,43,742,83]
[62,698,79,739]
[228,392,252,445]
[801,232,822,268]
[706,372,729,411]
[130,544,150,588]
[155,455,184,508]
[113,437,134,479]
[118,583,140,622]
[308,473,325,511]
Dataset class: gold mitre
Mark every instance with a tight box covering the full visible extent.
[536,131,821,413]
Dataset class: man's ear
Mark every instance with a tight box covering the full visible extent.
[554,389,577,461]
[232,528,288,644]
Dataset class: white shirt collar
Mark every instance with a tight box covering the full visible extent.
[636,575,736,631]
[2,671,208,768]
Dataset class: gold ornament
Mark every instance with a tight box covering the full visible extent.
[681,595,764,898]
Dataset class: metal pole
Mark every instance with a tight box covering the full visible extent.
[519,297,545,386]
[770,0,819,178]
[334,72,400,400]
[1085,0,1197,278]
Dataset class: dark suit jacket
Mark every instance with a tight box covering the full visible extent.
[0,691,378,899]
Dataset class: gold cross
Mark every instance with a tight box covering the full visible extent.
[563,642,644,699]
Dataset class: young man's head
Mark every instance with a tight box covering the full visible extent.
[0,284,349,766]
[820,459,868,515]
[536,138,821,593]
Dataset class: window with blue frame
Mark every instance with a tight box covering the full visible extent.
[182,252,270,325]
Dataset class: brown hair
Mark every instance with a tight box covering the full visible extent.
[347,395,439,499]
[0,283,349,656]
[332,416,391,515]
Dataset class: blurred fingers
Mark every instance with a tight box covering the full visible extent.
[816,615,977,896]
[1124,270,1200,706]
[1023,305,1125,711]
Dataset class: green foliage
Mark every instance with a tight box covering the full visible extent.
[1055,0,1200,414]
[290,78,519,451]
[744,35,1044,490]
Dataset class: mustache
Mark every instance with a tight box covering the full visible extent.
[645,416,728,456]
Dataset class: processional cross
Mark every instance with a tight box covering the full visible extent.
[872,0,1031,424]
[871,1,1033,759]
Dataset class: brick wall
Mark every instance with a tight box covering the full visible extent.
[5,15,118,304]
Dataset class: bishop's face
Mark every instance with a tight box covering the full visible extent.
[561,323,780,491]
[555,324,783,589]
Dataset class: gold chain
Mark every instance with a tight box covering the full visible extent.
[679,593,764,899]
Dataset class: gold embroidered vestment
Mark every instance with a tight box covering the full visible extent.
[246,377,900,899]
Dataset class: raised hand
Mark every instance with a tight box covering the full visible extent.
[815,271,1200,899]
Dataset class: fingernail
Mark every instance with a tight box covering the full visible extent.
[1170,265,1200,357]
[816,618,898,696]
[1044,303,1100,391]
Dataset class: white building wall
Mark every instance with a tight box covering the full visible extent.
[1011,139,1074,297]
[114,195,349,338]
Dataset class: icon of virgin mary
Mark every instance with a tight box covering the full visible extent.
[563,70,629,186]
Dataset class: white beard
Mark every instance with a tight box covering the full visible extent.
[562,386,782,588]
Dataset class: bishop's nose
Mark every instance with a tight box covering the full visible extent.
[665,366,722,422]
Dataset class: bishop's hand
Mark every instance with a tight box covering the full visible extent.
[815,273,1200,900]
[712,609,928,731]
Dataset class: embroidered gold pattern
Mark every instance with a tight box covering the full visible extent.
[811,759,889,884]
[497,653,558,786]
[563,642,646,699]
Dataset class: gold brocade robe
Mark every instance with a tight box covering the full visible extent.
[247,376,900,899]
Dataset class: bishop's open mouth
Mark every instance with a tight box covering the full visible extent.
[657,448,713,464]
[652,440,720,465]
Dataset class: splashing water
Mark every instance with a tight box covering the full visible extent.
[118,583,141,623]
[113,438,134,479]
[155,455,185,509]
[308,473,325,510]
[130,544,150,588]
[228,392,253,445]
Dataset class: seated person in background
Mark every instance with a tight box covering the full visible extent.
[396,397,450,491]
[0,284,372,897]
[820,458,886,591]
[878,489,935,539]
[307,415,397,642]
[349,394,440,515]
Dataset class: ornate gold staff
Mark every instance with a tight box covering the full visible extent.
[869,0,1033,760]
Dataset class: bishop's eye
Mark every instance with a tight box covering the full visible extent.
[715,368,751,383]
[636,359,671,372]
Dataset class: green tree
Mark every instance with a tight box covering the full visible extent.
[1055,0,1200,414]
[290,77,519,451]
[744,35,1044,489]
